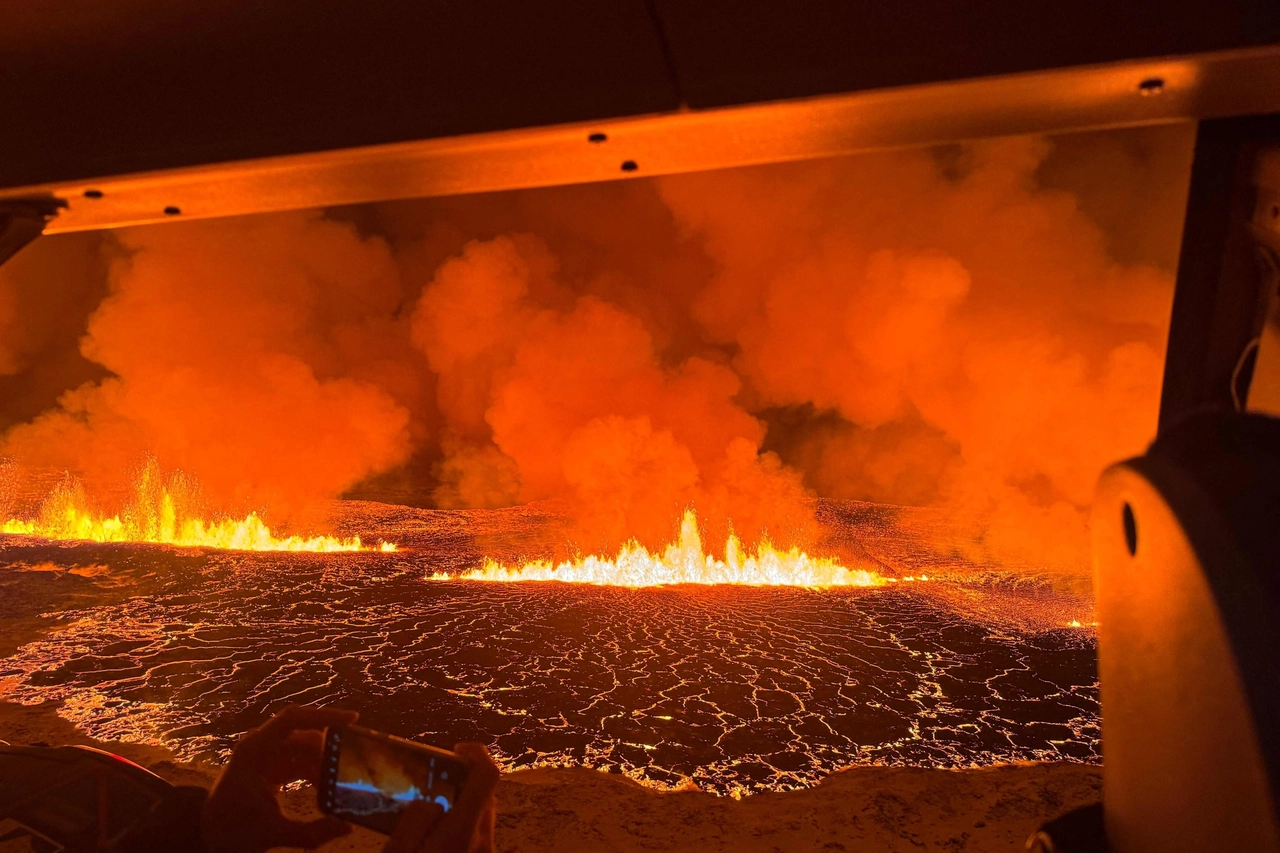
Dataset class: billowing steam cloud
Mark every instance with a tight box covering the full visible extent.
[2,215,416,519]
[409,234,813,551]
[658,135,1179,568]
[0,232,112,430]
[0,126,1192,569]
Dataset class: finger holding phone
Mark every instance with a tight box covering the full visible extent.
[380,742,500,853]
[201,705,499,853]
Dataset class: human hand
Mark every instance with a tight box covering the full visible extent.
[382,742,501,853]
[200,704,358,853]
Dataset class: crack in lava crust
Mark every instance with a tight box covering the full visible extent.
[0,504,1099,796]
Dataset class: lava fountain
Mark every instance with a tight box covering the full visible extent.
[1,459,395,553]
[433,509,905,588]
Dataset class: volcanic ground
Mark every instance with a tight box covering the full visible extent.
[0,500,1098,796]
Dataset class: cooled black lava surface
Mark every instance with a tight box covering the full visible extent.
[0,502,1099,795]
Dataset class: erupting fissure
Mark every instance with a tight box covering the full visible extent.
[0,460,395,553]
[433,509,895,588]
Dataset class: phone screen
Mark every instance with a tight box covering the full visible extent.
[320,725,468,835]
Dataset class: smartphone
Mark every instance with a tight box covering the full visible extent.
[318,725,469,835]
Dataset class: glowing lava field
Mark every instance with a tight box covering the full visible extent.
[0,500,1099,796]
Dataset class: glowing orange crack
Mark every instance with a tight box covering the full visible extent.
[432,509,892,588]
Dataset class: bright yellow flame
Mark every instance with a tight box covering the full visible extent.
[1,460,395,553]
[432,510,888,588]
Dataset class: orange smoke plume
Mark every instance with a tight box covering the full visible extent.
[0,127,1191,573]
[2,214,415,522]
[657,134,1183,571]
[411,236,816,553]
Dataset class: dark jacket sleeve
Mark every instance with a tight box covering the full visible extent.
[113,785,209,853]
